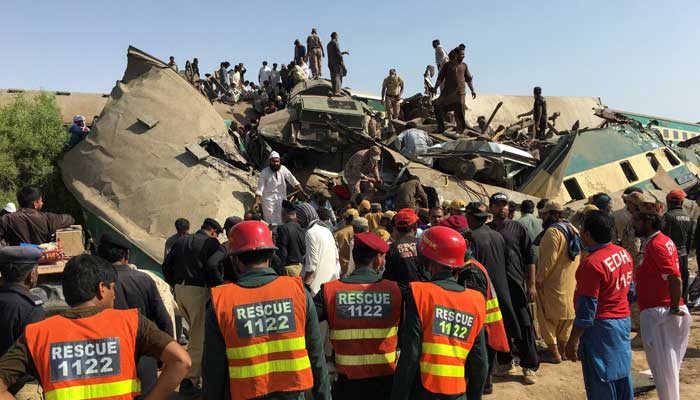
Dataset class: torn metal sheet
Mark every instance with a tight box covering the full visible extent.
[425,139,537,167]
[382,147,537,206]
[61,46,256,268]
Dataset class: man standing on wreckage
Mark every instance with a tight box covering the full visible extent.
[252,151,308,227]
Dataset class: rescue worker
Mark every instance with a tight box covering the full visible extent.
[0,254,192,399]
[252,151,308,226]
[98,233,174,396]
[383,209,424,290]
[438,215,511,395]
[566,211,634,400]
[391,226,487,400]
[0,247,45,398]
[314,232,401,399]
[662,189,694,302]
[633,201,691,400]
[381,69,404,122]
[344,146,383,200]
[203,221,331,399]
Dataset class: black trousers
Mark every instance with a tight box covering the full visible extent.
[137,356,158,395]
[491,321,540,370]
[332,375,393,400]
[434,101,465,133]
[329,66,344,95]
[680,254,689,303]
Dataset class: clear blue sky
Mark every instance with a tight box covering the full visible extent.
[2,0,698,121]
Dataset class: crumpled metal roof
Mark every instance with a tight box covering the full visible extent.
[61,46,256,265]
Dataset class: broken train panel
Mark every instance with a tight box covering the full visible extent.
[520,124,699,204]
[61,46,256,269]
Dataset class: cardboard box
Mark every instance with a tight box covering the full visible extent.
[56,226,85,257]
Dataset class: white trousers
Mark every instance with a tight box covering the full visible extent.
[640,305,692,400]
[262,195,283,225]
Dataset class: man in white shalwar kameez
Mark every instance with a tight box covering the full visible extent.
[632,200,692,400]
[253,151,307,226]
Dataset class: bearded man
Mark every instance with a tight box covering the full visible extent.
[253,151,307,225]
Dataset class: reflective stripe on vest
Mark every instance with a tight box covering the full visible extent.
[410,281,485,395]
[324,278,401,379]
[467,260,510,352]
[485,297,503,323]
[44,379,141,400]
[229,355,311,379]
[329,326,397,340]
[24,309,140,400]
[211,276,313,399]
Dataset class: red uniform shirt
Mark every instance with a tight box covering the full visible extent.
[635,232,683,311]
[575,243,633,319]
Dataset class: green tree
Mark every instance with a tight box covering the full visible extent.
[0,92,68,208]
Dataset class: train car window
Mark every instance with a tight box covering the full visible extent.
[673,130,679,139]
[663,129,669,138]
[646,153,660,171]
[663,149,680,166]
[619,161,638,183]
[563,178,585,201]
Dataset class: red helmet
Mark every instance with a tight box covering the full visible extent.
[419,226,466,268]
[228,221,277,255]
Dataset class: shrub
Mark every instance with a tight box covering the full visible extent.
[0,92,70,211]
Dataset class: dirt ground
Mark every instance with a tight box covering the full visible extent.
[486,312,700,400]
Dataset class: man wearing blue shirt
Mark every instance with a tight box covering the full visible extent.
[566,211,634,400]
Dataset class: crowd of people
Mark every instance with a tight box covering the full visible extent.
[0,27,696,400]
[0,171,696,400]
[163,27,354,119]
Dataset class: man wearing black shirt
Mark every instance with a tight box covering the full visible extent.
[206,216,243,284]
[465,202,522,393]
[487,193,540,385]
[98,233,173,395]
[162,217,223,392]
[517,86,547,139]
[273,201,306,277]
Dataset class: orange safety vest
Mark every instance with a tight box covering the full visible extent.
[410,281,485,396]
[466,259,510,352]
[324,278,401,379]
[24,309,140,400]
[211,276,313,399]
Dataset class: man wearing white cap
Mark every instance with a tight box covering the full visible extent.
[253,151,307,225]
[0,203,15,217]
[66,115,91,149]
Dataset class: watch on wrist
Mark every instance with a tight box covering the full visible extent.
[670,306,680,314]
